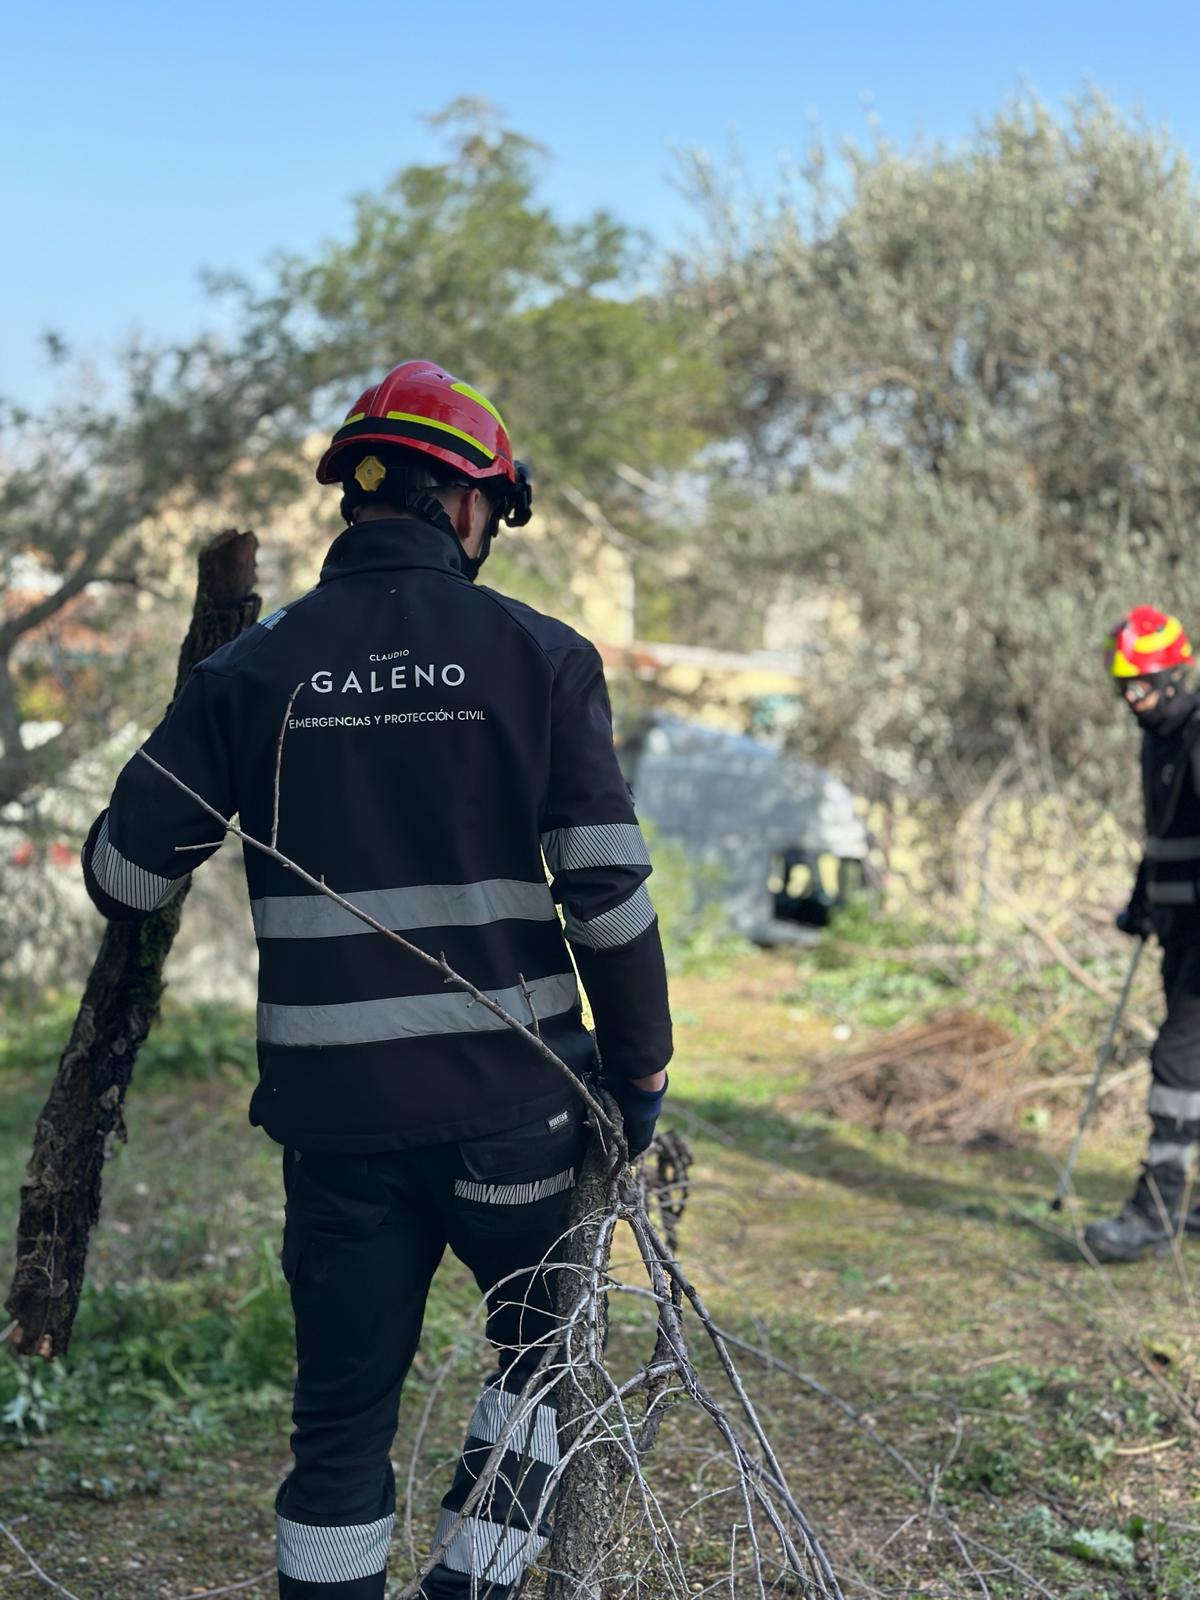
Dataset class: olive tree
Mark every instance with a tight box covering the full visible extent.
[671,93,1200,800]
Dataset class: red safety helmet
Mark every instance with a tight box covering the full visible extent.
[1107,605,1194,679]
[318,360,515,487]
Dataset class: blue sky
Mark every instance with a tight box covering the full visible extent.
[4,0,1199,405]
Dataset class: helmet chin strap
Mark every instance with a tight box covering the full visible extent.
[461,517,499,583]
[414,493,488,580]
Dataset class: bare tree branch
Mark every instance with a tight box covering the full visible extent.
[135,735,849,1596]
[270,681,305,849]
[141,743,617,1134]
[0,1519,85,1600]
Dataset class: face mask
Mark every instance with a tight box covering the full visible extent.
[1120,671,1185,727]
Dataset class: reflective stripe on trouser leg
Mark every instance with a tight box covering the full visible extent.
[1145,1139,1195,1171]
[1148,1082,1200,1142]
[427,1380,560,1589]
[277,1510,393,1588]
[1147,941,1200,1173]
[1146,1085,1200,1173]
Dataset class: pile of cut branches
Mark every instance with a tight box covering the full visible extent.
[801,1010,1028,1148]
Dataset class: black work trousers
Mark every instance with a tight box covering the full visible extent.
[274,1096,586,1599]
[1147,938,1200,1172]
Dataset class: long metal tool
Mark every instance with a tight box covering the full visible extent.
[1051,934,1146,1211]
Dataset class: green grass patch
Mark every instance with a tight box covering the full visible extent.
[3,951,1199,1597]
[0,995,257,1086]
[780,899,973,1026]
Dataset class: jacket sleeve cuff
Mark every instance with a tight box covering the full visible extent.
[81,810,187,922]
[576,921,673,1081]
[606,1073,668,1111]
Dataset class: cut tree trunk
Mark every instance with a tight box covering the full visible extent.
[5,530,260,1359]
[544,1120,624,1600]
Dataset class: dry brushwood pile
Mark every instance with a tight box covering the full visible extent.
[801,1010,1038,1148]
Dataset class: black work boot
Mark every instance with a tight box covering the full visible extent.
[1083,1163,1188,1263]
[419,1567,510,1600]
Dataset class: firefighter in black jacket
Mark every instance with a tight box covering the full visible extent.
[81,361,674,1598]
[1086,605,1200,1262]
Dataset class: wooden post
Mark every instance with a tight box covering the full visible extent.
[5,530,259,1359]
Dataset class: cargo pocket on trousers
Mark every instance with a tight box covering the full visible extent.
[279,1148,383,1288]
[453,1109,585,1235]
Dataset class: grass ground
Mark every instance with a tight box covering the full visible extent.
[2,933,1199,1599]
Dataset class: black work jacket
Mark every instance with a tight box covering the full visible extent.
[1135,695,1200,941]
[82,517,672,1151]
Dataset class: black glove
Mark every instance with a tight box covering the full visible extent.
[607,1075,668,1160]
[1115,904,1154,938]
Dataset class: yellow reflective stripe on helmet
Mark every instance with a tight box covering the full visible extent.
[1134,616,1184,654]
[384,411,495,461]
[344,411,366,424]
[1110,650,1140,678]
[450,380,506,431]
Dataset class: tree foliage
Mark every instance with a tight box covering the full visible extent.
[0,101,711,827]
[8,88,1200,837]
[228,99,711,499]
[0,334,299,814]
[673,93,1200,797]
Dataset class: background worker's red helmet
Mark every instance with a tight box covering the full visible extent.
[316,361,517,487]
[1107,605,1194,679]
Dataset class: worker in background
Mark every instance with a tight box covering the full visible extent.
[81,361,673,1597]
[1087,606,1200,1262]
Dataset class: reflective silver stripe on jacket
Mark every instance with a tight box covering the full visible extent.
[251,878,557,940]
[541,822,650,873]
[465,1383,559,1468]
[1146,1139,1195,1172]
[258,970,579,1049]
[1147,881,1199,904]
[1145,835,1200,862]
[90,814,187,913]
[1149,1083,1200,1123]
[431,1508,544,1586]
[277,1511,393,1583]
[564,883,656,950]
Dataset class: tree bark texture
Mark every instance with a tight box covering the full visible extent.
[544,1119,623,1600]
[5,530,260,1358]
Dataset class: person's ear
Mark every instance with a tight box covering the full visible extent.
[454,488,480,542]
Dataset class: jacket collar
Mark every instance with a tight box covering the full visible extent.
[1144,689,1200,740]
[319,517,466,583]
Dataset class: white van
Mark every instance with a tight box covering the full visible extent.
[620,716,871,944]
